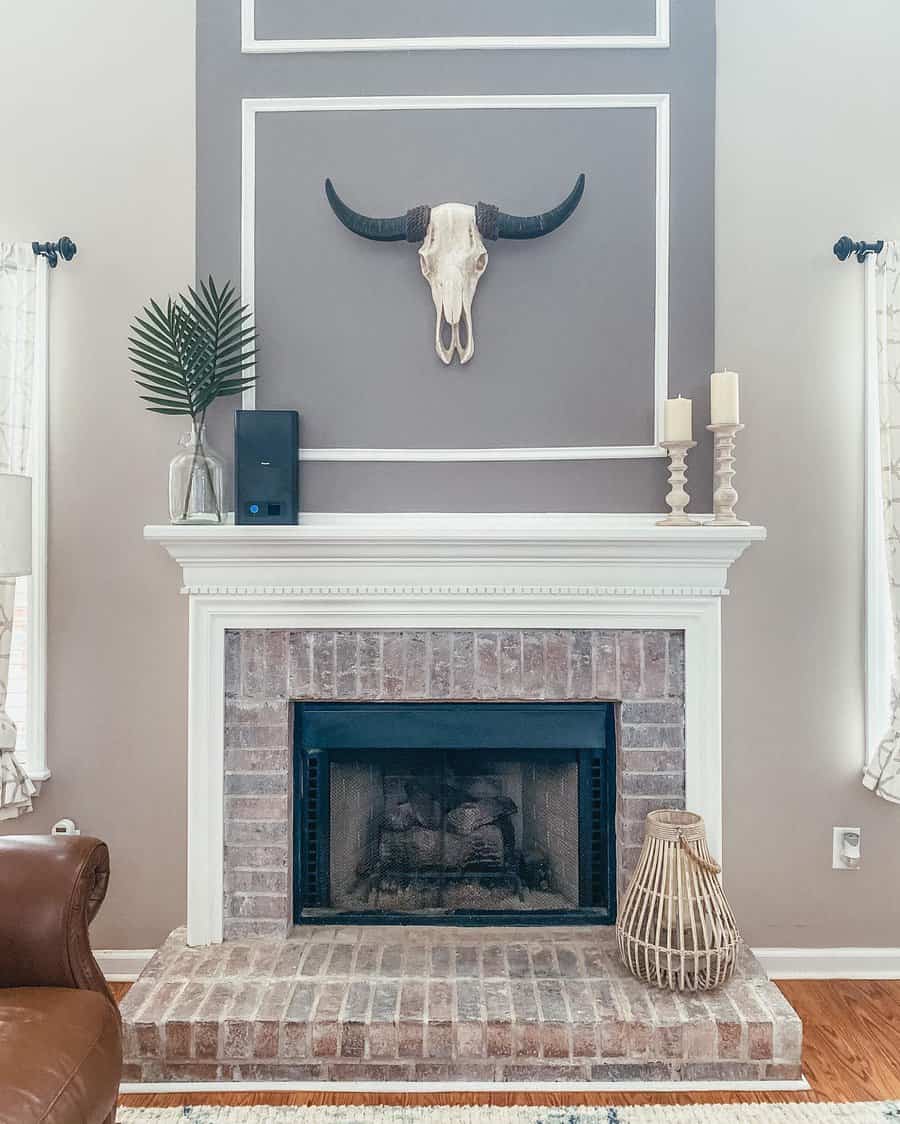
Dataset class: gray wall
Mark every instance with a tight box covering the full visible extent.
[256,108,656,451]
[0,0,194,949]
[199,0,716,512]
[253,0,657,41]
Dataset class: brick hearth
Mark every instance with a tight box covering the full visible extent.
[119,623,804,1087]
[120,927,802,1083]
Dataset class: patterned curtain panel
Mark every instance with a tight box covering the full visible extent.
[0,243,38,818]
[864,241,900,803]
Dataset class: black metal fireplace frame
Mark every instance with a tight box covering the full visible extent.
[293,701,617,926]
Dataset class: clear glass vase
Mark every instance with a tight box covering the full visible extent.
[168,423,224,524]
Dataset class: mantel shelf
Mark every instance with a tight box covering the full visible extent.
[146,511,765,544]
[145,512,765,600]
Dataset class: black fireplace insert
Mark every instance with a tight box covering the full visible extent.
[293,702,616,925]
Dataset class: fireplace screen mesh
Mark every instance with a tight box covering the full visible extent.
[329,749,580,914]
[295,702,615,924]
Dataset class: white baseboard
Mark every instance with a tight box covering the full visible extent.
[120,1078,809,1095]
[754,947,900,979]
[97,946,900,984]
[94,949,155,982]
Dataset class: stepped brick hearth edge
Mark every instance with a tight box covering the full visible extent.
[119,927,802,1085]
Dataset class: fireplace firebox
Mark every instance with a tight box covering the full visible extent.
[294,702,616,925]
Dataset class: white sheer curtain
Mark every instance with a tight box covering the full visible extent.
[0,243,39,817]
[864,242,900,803]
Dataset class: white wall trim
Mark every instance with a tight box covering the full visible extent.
[147,514,765,945]
[756,947,900,980]
[121,1077,809,1096]
[240,0,670,55]
[95,949,156,982]
[102,944,900,984]
[240,93,671,462]
[299,445,667,463]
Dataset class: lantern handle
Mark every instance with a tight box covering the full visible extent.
[677,831,721,875]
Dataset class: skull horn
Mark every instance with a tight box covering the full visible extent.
[325,179,431,243]
[476,173,586,241]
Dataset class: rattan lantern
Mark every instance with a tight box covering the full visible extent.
[616,810,740,991]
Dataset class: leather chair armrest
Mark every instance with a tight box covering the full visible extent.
[0,835,114,1002]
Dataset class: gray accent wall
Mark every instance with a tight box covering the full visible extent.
[253,0,658,42]
[257,108,656,451]
[198,0,715,511]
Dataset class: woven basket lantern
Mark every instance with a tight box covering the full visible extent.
[616,809,740,991]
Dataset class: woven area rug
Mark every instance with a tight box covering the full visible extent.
[116,1104,900,1122]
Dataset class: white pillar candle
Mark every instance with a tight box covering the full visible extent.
[710,370,740,425]
[663,396,692,443]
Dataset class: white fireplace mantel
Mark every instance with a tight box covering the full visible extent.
[146,513,765,946]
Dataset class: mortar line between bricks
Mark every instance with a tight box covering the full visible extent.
[224,770,289,775]
[133,979,189,1026]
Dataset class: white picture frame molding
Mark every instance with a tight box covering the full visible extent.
[240,93,671,463]
[240,0,670,55]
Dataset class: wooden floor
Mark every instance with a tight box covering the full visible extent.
[113,980,900,1109]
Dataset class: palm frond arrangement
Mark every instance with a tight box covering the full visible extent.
[129,276,257,420]
[129,277,258,521]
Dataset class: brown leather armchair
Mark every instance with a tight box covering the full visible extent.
[0,836,122,1124]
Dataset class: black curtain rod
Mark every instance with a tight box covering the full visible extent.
[834,235,884,263]
[32,236,76,268]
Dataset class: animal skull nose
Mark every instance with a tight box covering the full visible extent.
[440,280,464,326]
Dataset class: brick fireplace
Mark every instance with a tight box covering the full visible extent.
[125,515,803,1089]
[223,628,686,939]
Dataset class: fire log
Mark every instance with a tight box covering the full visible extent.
[445,796,517,835]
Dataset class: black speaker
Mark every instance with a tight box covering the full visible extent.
[234,410,299,525]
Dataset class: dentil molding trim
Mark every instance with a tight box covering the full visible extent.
[147,513,765,946]
[179,584,731,599]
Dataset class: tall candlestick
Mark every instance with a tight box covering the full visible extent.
[706,423,748,526]
[710,370,740,426]
[663,396,692,443]
[656,440,700,527]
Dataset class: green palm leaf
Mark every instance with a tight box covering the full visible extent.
[129,276,258,422]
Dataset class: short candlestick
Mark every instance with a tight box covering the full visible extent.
[657,440,701,527]
[707,423,749,526]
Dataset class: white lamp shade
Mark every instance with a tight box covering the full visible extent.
[0,473,32,578]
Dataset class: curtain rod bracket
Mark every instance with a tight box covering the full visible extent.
[834,235,884,263]
[32,236,77,269]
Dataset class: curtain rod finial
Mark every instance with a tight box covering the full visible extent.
[834,235,884,263]
[31,236,77,268]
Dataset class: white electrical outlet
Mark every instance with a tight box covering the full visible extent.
[832,826,861,870]
[51,818,80,836]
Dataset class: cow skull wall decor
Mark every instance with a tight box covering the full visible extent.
[325,174,586,365]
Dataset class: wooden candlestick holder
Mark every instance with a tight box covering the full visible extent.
[657,440,700,527]
[707,423,749,526]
